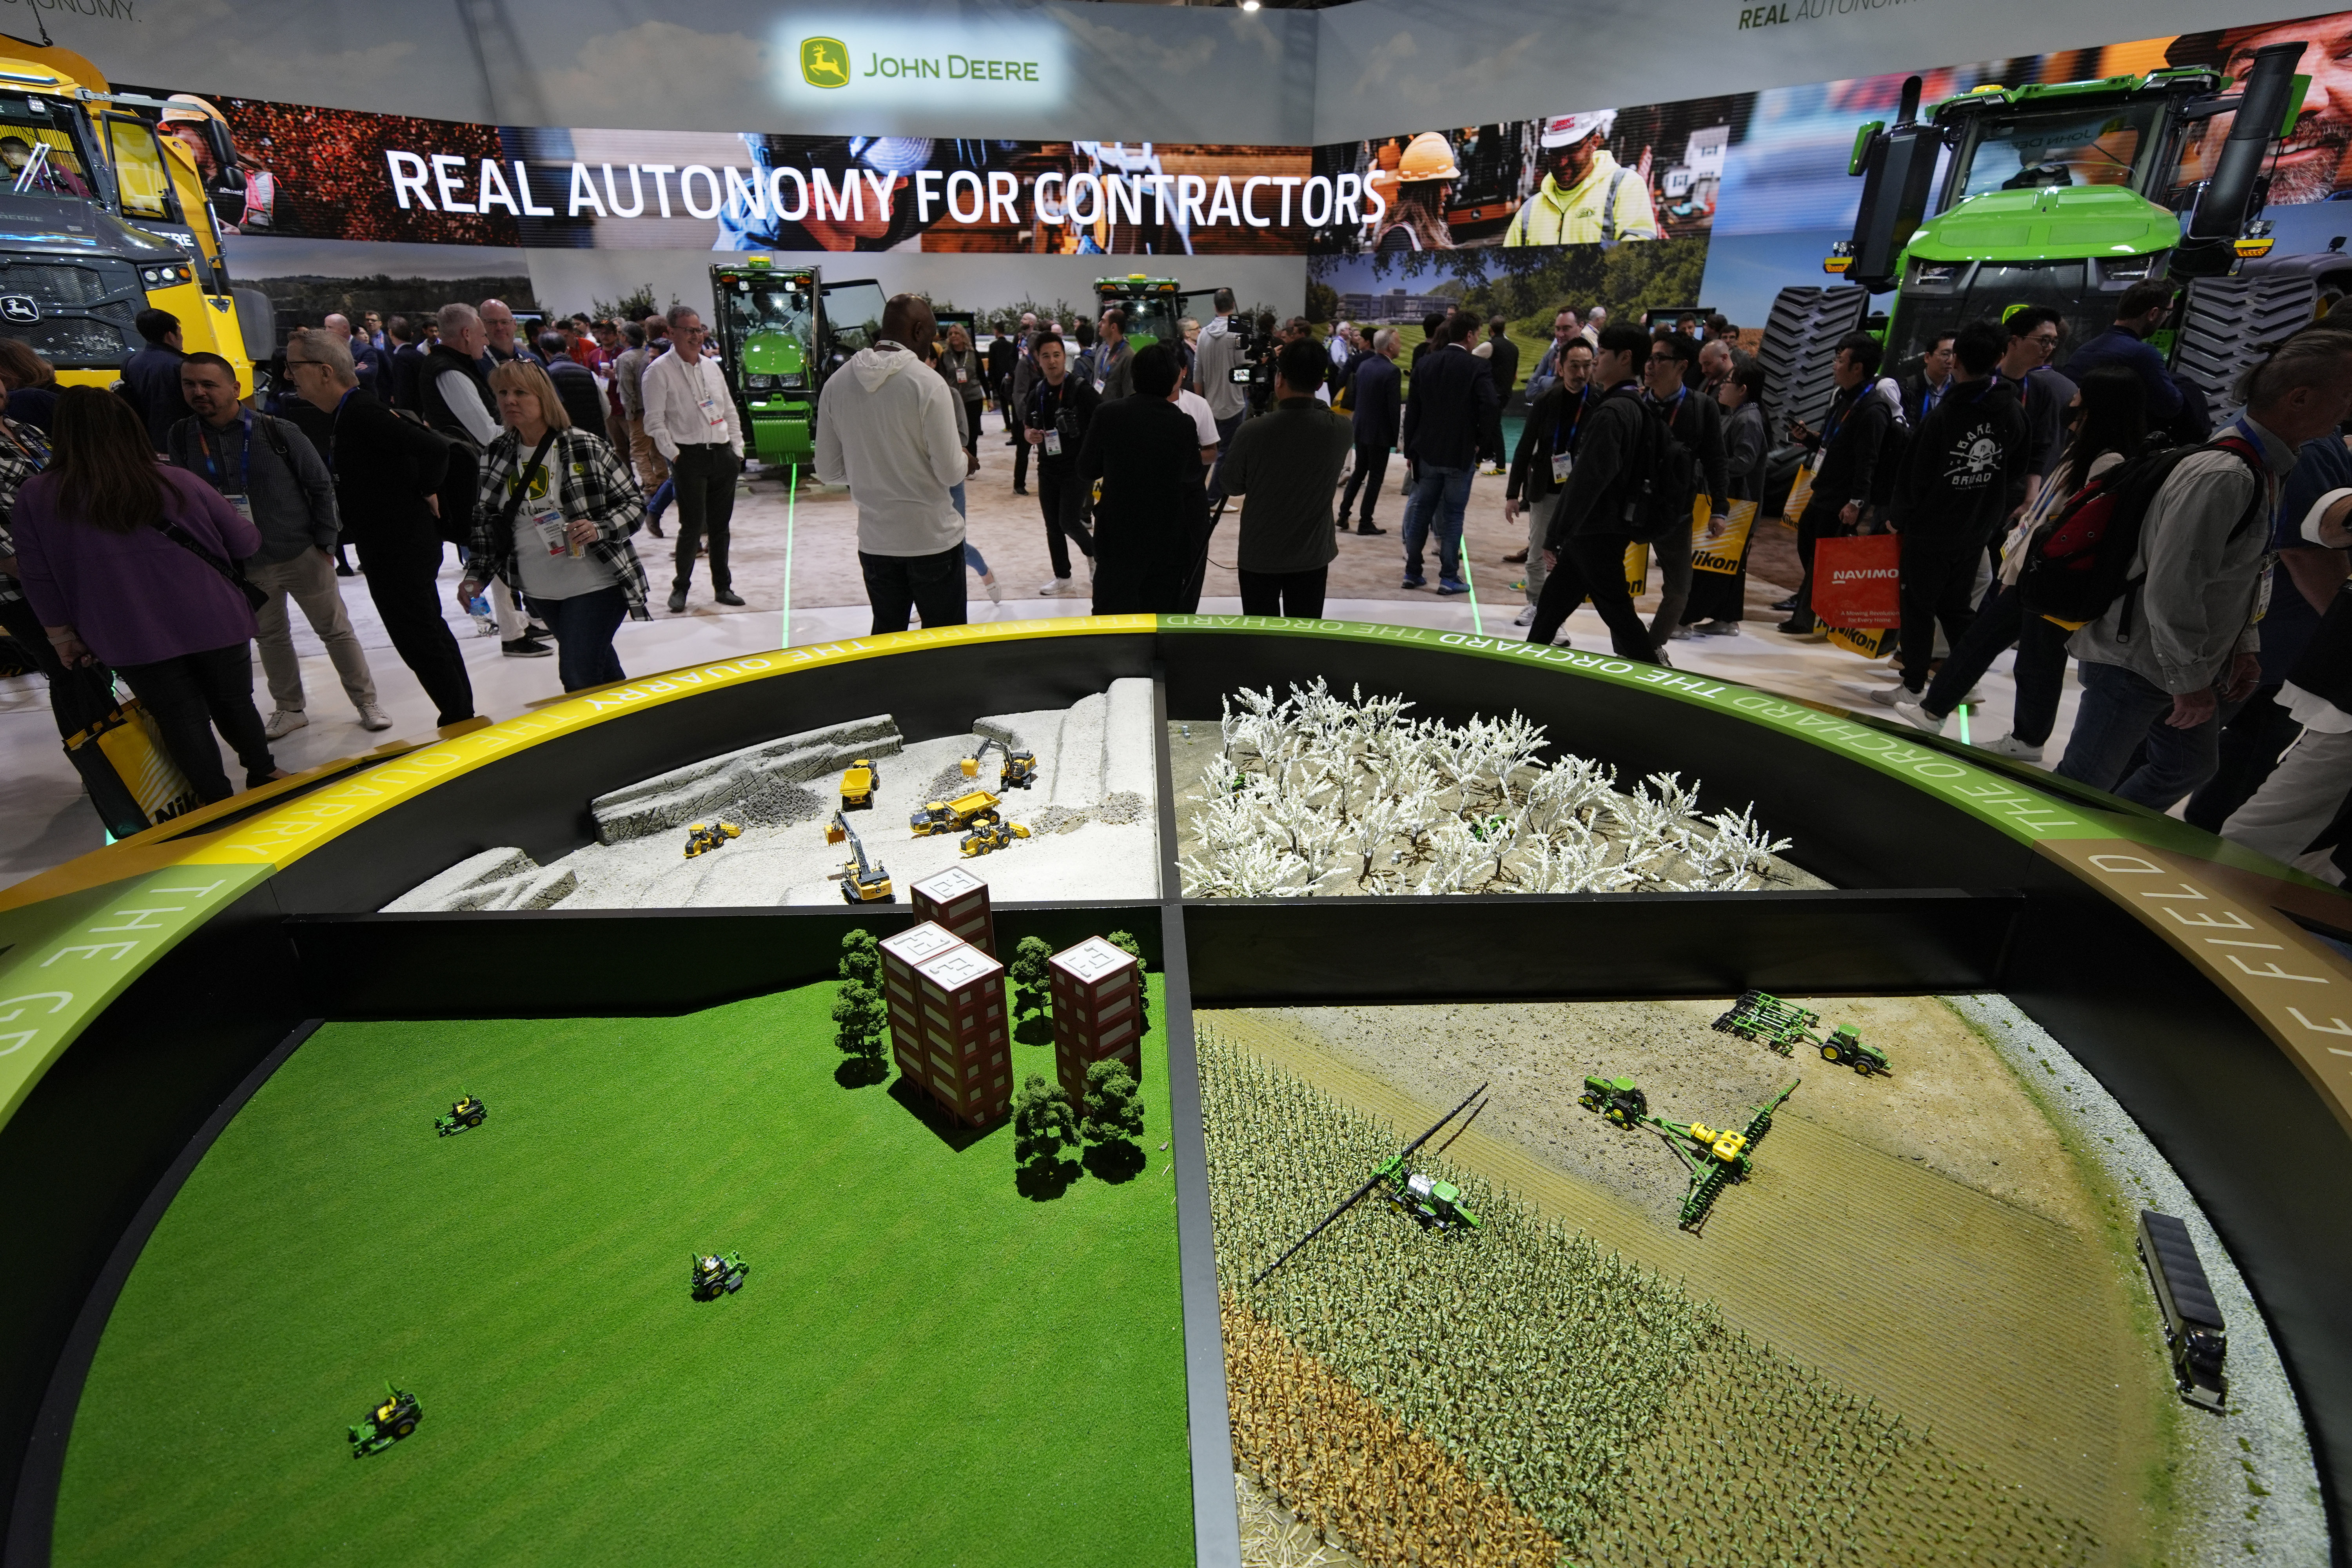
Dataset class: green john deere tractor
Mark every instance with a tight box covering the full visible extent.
[1093,274,1224,356]
[1578,1074,1649,1127]
[707,259,887,472]
[1762,41,2316,451]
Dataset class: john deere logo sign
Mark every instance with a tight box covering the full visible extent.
[799,38,851,89]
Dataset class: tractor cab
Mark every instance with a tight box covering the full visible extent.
[1093,274,1221,356]
[706,259,886,471]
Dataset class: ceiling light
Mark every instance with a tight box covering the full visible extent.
[1240,1,1261,11]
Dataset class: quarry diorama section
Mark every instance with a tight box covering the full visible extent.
[4,621,2344,1568]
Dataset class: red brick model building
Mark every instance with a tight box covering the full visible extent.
[909,866,995,956]
[878,921,1012,1127]
[1048,936,1143,1112]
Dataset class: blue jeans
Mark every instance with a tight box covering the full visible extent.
[1401,463,1472,583]
[524,584,629,693]
[2055,658,2220,809]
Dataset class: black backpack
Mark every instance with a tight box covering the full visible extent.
[1615,388,1698,540]
[2015,432,2265,630]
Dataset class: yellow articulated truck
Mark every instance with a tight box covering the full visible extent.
[0,34,265,393]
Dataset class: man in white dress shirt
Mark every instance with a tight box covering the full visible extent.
[639,304,744,612]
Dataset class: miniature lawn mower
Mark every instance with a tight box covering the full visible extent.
[683,821,742,858]
[691,1251,750,1300]
[347,1383,421,1457]
[434,1094,486,1135]
[960,818,1031,858]
[962,737,1038,791]
[1578,1074,1649,1127]
[840,758,880,811]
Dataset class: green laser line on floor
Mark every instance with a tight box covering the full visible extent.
[780,462,798,649]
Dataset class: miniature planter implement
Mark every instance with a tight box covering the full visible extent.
[1650,1081,1800,1232]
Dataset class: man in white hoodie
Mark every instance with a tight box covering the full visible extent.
[815,294,971,633]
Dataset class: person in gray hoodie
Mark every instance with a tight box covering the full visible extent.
[170,350,388,739]
[813,293,969,634]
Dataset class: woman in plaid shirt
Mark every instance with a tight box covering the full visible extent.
[458,361,651,693]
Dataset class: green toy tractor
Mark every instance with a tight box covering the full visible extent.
[347,1382,421,1457]
[691,1251,750,1300]
[1579,1074,1649,1127]
[1818,1025,1891,1076]
[434,1094,486,1136]
[1376,1154,1481,1231]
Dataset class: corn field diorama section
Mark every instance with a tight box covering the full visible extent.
[1176,682,1816,898]
[1199,1031,2099,1568]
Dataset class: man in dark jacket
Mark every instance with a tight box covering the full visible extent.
[386,315,427,412]
[2064,281,2190,435]
[1643,332,1730,652]
[1010,316,1044,492]
[1900,332,1956,428]
[1780,331,1893,635]
[1399,309,1499,593]
[283,327,477,730]
[1524,325,1665,659]
[120,307,193,452]
[1220,338,1355,619]
[1884,318,2030,697]
[540,332,613,436]
[1025,333,1102,597]
[1505,336,1594,622]
[1079,343,1209,613]
[1336,329,1402,535]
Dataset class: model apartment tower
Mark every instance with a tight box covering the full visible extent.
[878,920,1012,1127]
[909,866,995,956]
[1048,936,1143,1112]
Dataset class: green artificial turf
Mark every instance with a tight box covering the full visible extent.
[54,977,1190,1568]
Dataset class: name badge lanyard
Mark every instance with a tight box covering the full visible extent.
[198,412,253,498]
[1550,387,1588,481]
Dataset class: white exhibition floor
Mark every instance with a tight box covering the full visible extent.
[0,551,2082,888]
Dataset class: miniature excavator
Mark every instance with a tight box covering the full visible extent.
[1252,1082,1488,1285]
[910,789,1004,837]
[962,737,1038,792]
[840,758,880,811]
[433,1094,486,1136]
[683,820,742,858]
[691,1250,750,1300]
[347,1383,422,1457]
[1713,990,1889,1076]
[960,818,1031,858]
[825,811,894,903]
[1577,1074,1648,1127]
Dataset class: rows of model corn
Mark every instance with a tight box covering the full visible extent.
[1199,1034,2095,1567]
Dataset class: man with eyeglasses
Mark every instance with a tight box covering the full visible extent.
[1641,332,1730,652]
[1995,306,2069,514]
[640,305,745,613]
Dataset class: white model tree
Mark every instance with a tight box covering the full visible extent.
[1183,680,1794,899]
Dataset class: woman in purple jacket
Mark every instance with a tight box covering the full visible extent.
[15,385,281,803]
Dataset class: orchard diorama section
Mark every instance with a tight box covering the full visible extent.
[1200,995,2319,1568]
[51,876,1188,1568]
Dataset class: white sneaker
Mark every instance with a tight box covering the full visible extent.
[1978,733,2044,762]
[983,573,1004,604]
[1866,685,1910,707]
[1668,626,1698,641]
[1039,577,1078,597]
[1512,606,1535,626]
[263,709,309,740]
[1891,697,1945,734]
[356,703,393,732]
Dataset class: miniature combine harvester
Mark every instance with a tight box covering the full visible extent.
[691,1251,750,1300]
[433,1094,486,1136]
[1253,1082,1488,1284]
[962,737,1037,791]
[1713,990,1889,1075]
[825,811,894,903]
[347,1383,421,1457]
[683,820,742,858]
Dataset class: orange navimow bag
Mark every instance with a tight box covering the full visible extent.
[1810,533,1901,629]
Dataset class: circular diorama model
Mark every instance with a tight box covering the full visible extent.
[0,615,2346,1568]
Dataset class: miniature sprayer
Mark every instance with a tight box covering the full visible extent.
[1713,990,1889,1075]
[1251,1081,1487,1285]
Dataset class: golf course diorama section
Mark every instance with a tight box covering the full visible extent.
[51,973,1188,1568]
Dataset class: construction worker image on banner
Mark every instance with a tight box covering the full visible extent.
[1370,132,1461,253]
[1502,113,1659,247]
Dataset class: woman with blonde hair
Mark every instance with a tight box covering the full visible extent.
[457,359,650,692]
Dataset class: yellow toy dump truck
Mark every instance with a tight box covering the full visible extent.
[910,789,1002,837]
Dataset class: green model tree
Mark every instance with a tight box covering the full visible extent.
[1012,1072,1078,1167]
[1009,935,1053,1014]
[838,928,881,988]
[1083,1059,1144,1143]
[833,929,886,1073]
[1105,931,1151,1043]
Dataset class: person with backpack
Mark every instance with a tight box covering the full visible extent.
[2050,332,2352,804]
[170,350,388,741]
[1779,332,1893,636]
[1872,319,2031,706]
[1641,331,1729,653]
[2223,582,2352,881]
[1523,324,1670,660]
[1505,335,1595,625]
[285,325,479,730]
[1894,363,2145,758]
